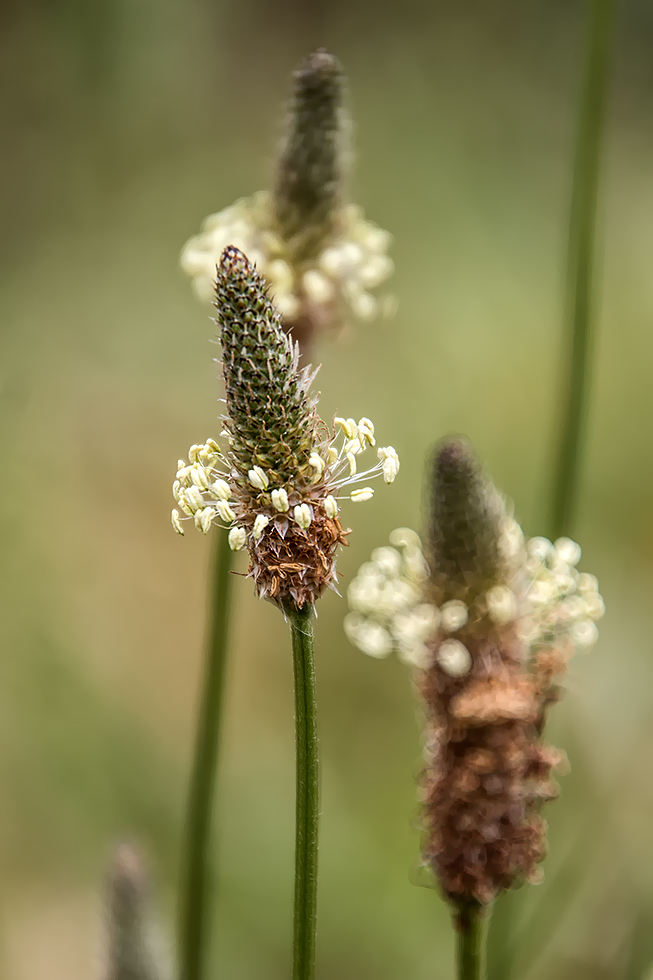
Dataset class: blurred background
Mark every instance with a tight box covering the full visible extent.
[2,0,653,977]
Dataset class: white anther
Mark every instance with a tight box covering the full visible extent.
[318,247,345,278]
[324,495,339,519]
[371,547,402,576]
[271,488,290,512]
[252,514,270,540]
[577,573,599,594]
[437,639,473,677]
[176,491,193,517]
[172,480,182,501]
[351,487,374,503]
[176,466,192,484]
[340,242,363,268]
[293,504,312,529]
[344,614,393,659]
[198,507,217,533]
[335,417,357,439]
[210,479,231,501]
[359,255,394,289]
[309,453,325,478]
[570,620,599,649]
[216,500,236,523]
[326,447,339,465]
[177,459,187,471]
[389,527,422,549]
[188,445,203,464]
[185,486,205,512]
[268,258,293,290]
[440,600,469,633]
[351,291,377,321]
[206,438,221,453]
[357,417,376,447]
[190,465,211,490]
[171,509,184,535]
[554,537,582,566]
[486,586,518,625]
[346,452,357,477]
[248,466,269,490]
[378,446,400,483]
[528,536,554,561]
[302,269,334,304]
[585,593,605,620]
[228,526,247,551]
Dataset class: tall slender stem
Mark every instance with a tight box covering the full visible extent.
[456,902,486,980]
[487,7,614,978]
[285,602,319,980]
[179,531,234,980]
[549,0,613,541]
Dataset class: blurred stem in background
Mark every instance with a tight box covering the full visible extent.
[178,532,233,980]
[285,602,319,980]
[549,0,614,541]
[456,903,486,980]
[488,1,613,977]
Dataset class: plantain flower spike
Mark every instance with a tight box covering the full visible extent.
[171,246,399,608]
[345,438,604,907]
[180,50,393,352]
[104,844,170,980]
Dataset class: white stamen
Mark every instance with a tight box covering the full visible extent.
[171,509,184,535]
[293,504,312,529]
[486,585,518,625]
[357,417,376,447]
[554,537,582,566]
[324,495,339,518]
[252,515,270,540]
[440,600,469,633]
[308,453,325,478]
[210,479,232,501]
[351,487,374,503]
[271,488,290,512]
[248,466,269,490]
[437,639,472,677]
[185,486,205,513]
[216,500,235,523]
[228,526,247,551]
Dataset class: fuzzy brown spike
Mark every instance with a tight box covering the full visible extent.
[428,438,506,605]
[273,48,348,264]
[420,439,563,907]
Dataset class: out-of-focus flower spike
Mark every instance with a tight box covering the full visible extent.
[104,843,170,980]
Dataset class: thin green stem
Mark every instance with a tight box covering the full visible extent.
[285,602,319,980]
[549,0,613,541]
[178,531,234,980]
[455,902,486,980]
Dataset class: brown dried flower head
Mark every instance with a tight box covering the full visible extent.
[171,247,400,609]
[346,438,605,906]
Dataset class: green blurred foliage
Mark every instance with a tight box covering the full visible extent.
[1,1,653,977]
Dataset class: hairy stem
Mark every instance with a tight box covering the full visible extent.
[549,0,613,540]
[179,531,234,980]
[285,602,319,980]
[456,902,486,980]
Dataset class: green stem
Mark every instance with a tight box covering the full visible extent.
[285,602,319,980]
[179,531,234,980]
[455,902,486,980]
[549,0,613,541]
